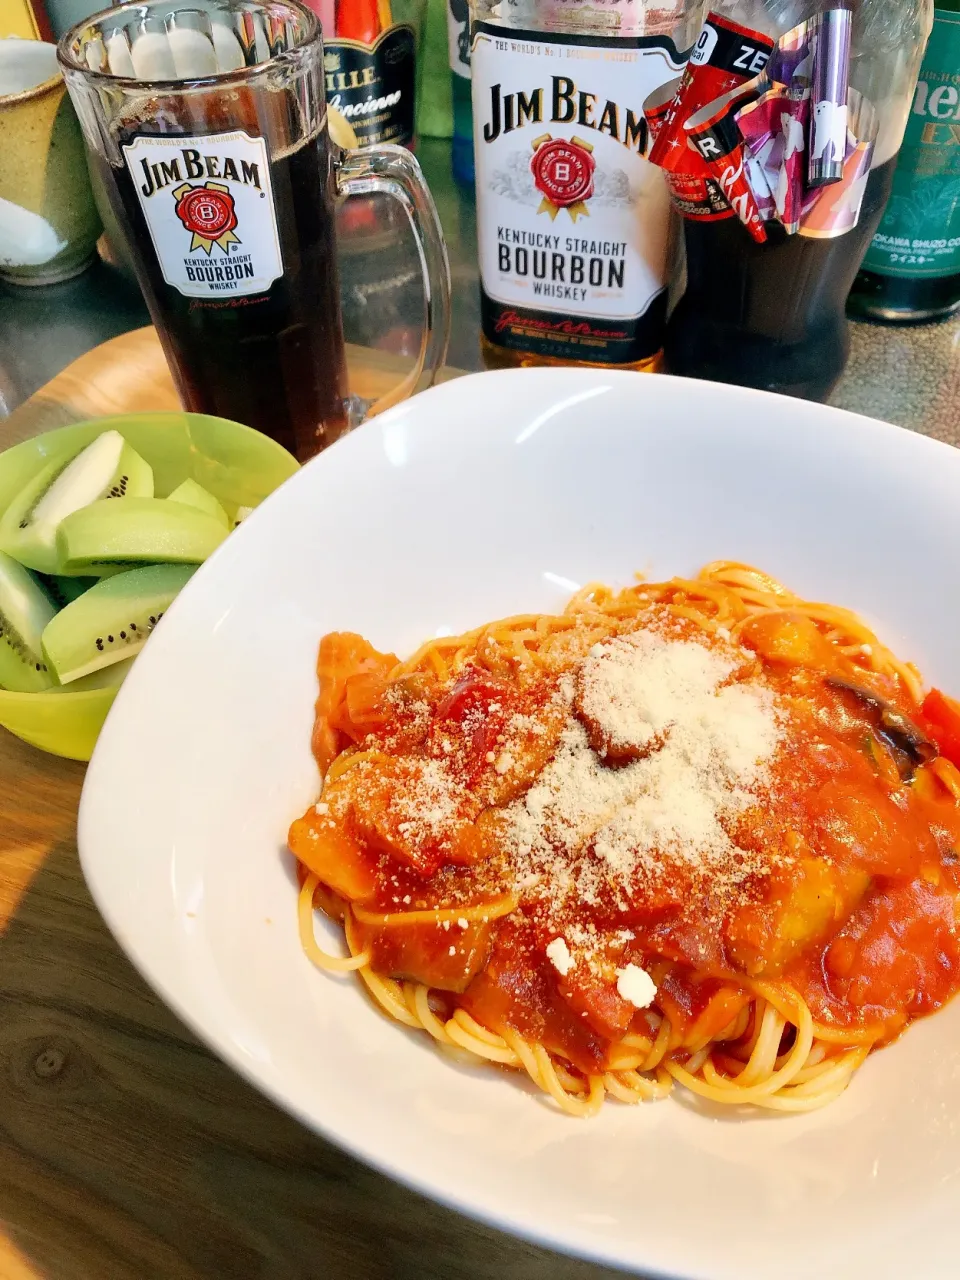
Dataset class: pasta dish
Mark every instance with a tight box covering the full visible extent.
[288,563,960,1116]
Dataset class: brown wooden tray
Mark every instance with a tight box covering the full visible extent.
[1,325,461,446]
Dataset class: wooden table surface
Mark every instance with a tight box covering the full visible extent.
[0,331,632,1280]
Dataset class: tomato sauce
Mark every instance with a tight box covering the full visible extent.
[288,609,960,1074]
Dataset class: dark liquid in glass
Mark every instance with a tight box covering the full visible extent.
[94,92,348,462]
[664,157,897,402]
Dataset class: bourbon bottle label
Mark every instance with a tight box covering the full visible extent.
[122,131,283,299]
[472,21,684,363]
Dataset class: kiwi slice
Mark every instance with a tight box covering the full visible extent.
[167,478,229,529]
[0,430,154,574]
[42,563,197,683]
[44,656,136,693]
[41,574,101,609]
[56,497,227,574]
[0,549,57,692]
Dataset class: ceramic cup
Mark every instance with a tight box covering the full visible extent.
[0,38,102,285]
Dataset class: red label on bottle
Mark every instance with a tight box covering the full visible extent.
[685,87,767,242]
[662,171,731,222]
[648,12,774,174]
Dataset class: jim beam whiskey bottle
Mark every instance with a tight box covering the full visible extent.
[472,0,689,370]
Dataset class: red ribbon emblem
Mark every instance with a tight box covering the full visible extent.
[530,135,595,223]
[173,181,241,255]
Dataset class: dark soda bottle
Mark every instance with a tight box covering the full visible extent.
[663,0,933,400]
[666,159,896,400]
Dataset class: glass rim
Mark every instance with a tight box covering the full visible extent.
[56,0,321,91]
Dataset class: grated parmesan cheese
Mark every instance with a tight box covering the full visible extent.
[345,620,786,961]
[546,937,574,976]
[578,630,741,754]
[502,629,783,919]
[616,963,657,1008]
[386,759,468,859]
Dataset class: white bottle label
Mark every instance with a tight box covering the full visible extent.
[472,23,683,362]
[448,0,470,78]
[121,130,283,299]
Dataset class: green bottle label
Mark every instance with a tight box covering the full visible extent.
[863,7,960,280]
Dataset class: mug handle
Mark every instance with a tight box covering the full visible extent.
[336,144,452,415]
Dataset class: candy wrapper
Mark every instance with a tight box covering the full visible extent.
[644,6,875,242]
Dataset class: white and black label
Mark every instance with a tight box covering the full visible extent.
[325,25,417,147]
[122,130,282,299]
[448,0,470,78]
[472,23,683,363]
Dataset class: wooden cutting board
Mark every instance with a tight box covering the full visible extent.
[0,324,461,447]
[0,331,623,1280]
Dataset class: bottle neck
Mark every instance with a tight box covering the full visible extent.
[471,0,700,44]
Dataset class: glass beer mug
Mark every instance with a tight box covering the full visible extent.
[58,0,450,462]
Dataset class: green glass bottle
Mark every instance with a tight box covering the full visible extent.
[848,0,960,322]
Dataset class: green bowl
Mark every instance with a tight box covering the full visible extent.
[0,411,298,760]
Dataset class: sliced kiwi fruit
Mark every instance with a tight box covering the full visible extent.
[0,549,57,692]
[167,478,229,529]
[43,656,136,693]
[56,497,227,574]
[0,430,154,574]
[41,574,101,609]
[42,563,197,683]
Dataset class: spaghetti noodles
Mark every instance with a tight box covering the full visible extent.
[288,563,960,1116]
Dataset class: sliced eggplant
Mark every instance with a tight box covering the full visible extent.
[827,676,937,780]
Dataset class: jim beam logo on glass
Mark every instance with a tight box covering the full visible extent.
[122,131,283,299]
[472,26,684,364]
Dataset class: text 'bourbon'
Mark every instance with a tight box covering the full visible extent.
[471,0,688,370]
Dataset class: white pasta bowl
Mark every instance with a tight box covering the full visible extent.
[79,368,960,1280]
